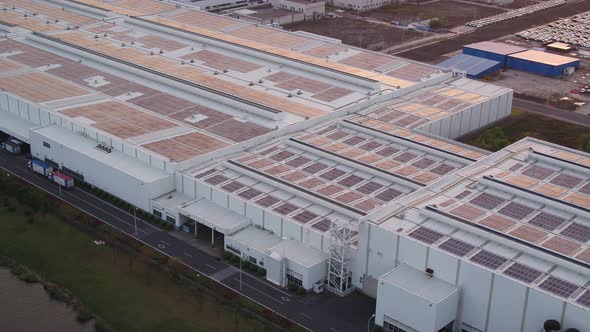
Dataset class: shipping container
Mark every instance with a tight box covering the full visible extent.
[30,159,53,176]
[52,171,75,189]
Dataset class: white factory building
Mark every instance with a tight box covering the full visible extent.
[0,1,587,332]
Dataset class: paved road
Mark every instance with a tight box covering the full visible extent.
[513,98,590,128]
[0,152,376,332]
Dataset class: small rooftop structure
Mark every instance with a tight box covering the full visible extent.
[546,42,572,52]
[180,199,251,234]
[464,41,527,56]
[270,239,328,268]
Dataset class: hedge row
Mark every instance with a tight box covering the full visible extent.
[223,251,267,277]
[76,181,174,231]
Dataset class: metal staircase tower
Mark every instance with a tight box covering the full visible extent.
[327,220,355,296]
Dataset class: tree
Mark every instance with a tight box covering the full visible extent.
[474,127,510,151]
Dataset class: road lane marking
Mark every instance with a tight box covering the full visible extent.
[184,252,193,258]
[205,264,217,270]
[232,278,284,305]
[300,313,312,319]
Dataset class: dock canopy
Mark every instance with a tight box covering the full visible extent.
[180,199,251,234]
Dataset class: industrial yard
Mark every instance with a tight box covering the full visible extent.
[1,0,590,332]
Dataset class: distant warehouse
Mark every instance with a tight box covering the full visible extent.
[506,50,580,77]
[438,54,502,79]
[463,41,526,65]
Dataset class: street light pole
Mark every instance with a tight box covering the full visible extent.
[134,207,138,237]
[367,313,375,332]
[240,254,243,291]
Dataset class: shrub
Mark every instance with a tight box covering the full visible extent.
[256,267,266,277]
[372,326,384,332]
[223,252,233,260]
[229,255,240,264]
[94,318,113,332]
[0,255,16,268]
[44,282,73,304]
[243,261,252,270]
[75,304,94,323]
[12,265,40,283]
[296,286,306,296]
[287,283,298,292]
[247,264,258,273]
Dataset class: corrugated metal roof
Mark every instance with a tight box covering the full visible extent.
[508,50,579,66]
[464,41,527,55]
[438,54,501,78]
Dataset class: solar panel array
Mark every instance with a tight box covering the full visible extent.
[503,263,543,283]
[470,193,506,210]
[577,290,590,308]
[498,202,535,220]
[438,238,475,257]
[408,227,444,244]
[539,276,579,298]
[296,124,467,186]
[469,250,508,270]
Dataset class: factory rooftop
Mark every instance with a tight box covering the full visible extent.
[464,41,527,55]
[369,138,590,308]
[508,49,579,66]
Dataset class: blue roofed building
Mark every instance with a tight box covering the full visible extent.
[463,41,526,65]
[438,54,502,79]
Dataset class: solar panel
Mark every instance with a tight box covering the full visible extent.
[580,183,590,195]
[560,223,590,243]
[430,163,455,175]
[438,238,475,257]
[312,218,332,232]
[469,250,508,270]
[221,181,245,193]
[470,192,506,210]
[256,195,280,208]
[539,276,579,298]
[375,188,403,202]
[393,152,417,163]
[194,168,216,178]
[522,165,555,180]
[376,147,399,157]
[408,226,444,244]
[412,158,436,169]
[498,202,535,220]
[270,150,295,161]
[302,162,329,174]
[204,174,229,185]
[528,212,567,231]
[550,174,583,189]
[273,202,298,215]
[455,190,472,200]
[285,156,311,168]
[358,141,382,151]
[292,210,318,224]
[357,181,384,194]
[326,130,349,140]
[343,136,366,146]
[238,188,263,200]
[508,163,523,171]
[577,290,590,308]
[338,174,365,188]
[503,262,543,283]
[320,168,346,181]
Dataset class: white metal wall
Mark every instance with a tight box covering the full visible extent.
[361,223,590,332]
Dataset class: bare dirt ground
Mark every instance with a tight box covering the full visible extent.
[397,0,590,61]
[359,1,504,27]
[285,17,426,50]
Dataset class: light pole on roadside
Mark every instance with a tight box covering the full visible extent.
[134,207,138,237]
[240,253,244,291]
[367,313,375,332]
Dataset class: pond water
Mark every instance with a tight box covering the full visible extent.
[0,268,94,332]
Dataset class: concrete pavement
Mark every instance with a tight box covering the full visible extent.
[0,152,376,332]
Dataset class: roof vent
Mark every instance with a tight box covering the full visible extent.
[94,34,99,39]
[150,51,155,55]
[297,90,302,95]
[190,59,194,63]
[159,50,164,54]
[181,61,185,65]
[258,79,264,84]
[248,81,254,86]
[130,41,134,45]
[23,13,28,17]
[213,71,219,75]
[287,93,293,98]
[425,268,434,278]
[121,42,125,47]
[103,33,107,37]
[223,68,229,73]
[267,68,272,73]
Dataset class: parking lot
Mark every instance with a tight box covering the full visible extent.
[359,1,503,28]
